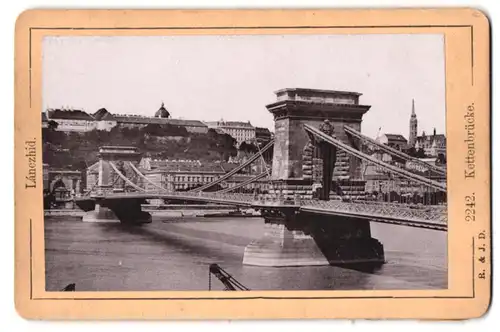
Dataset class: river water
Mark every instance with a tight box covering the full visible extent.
[45,214,447,291]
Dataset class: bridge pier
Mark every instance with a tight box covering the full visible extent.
[81,199,152,224]
[82,203,121,223]
[243,210,384,267]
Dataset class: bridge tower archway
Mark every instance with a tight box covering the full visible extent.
[267,88,370,182]
[50,178,66,192]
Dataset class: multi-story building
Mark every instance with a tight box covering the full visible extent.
[142,160,228,191]
[139,158,261,192]
[415,129,446,157]
[205,120,256,145]
[363,164,446,204]
[45,109,97,132]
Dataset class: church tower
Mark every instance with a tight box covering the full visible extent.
[409,99,418,147]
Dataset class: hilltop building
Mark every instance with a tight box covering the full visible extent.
[406,99,446,157]
[45,109,97,132]
[415,129,447,157]
[205,120,256,145]
[43,103,208,134]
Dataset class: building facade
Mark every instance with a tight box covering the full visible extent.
[45,109,97,132]
[415,130,446,157]
[205,120,256,145]
[363,164,446,204]
[139,158,260,192]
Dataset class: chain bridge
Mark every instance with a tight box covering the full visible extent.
[75,88,447,267]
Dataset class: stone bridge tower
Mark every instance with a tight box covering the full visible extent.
[266,88,371,199]
[243,88,384,267]
[95,146,143,194]
[80,146,150,224]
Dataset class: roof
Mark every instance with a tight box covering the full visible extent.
[114,115,165,124]
[255,127,271,135]
[166,119,207,128]
[217,121,254,128]
[154,103,170,118]
[114,115,207,128]
[417,134,446,141]
[275,88,362,96]
[93,108,116,121]
[383,134,407,142]
[46,109,95,121]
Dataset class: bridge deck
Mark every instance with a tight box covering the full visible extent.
[79,191,447,231]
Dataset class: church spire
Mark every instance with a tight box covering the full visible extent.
[409,98,418,147]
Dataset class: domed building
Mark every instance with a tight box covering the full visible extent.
[155,102,170,118]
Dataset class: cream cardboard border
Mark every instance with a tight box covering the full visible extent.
[14,8,491,320]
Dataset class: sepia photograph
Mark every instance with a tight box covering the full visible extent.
[41,33,449,292]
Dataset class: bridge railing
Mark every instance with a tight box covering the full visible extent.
[351,199,448,212]
[300,199,447,225]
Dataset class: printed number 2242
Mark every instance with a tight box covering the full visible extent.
[465,194,476,222]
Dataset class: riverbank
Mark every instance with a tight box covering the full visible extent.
[45,205,260,218]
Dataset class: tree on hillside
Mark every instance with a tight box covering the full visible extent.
[207,129,237,160]
[405,146,417,157]
[416,148,426,158]
[238,141,259,154]
[47,120,59,130]
[142,123,188,137]
[436,153,447,165]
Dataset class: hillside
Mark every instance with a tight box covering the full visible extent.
[42,124,245,170]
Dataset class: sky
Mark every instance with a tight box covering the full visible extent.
[43,34,445,139]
